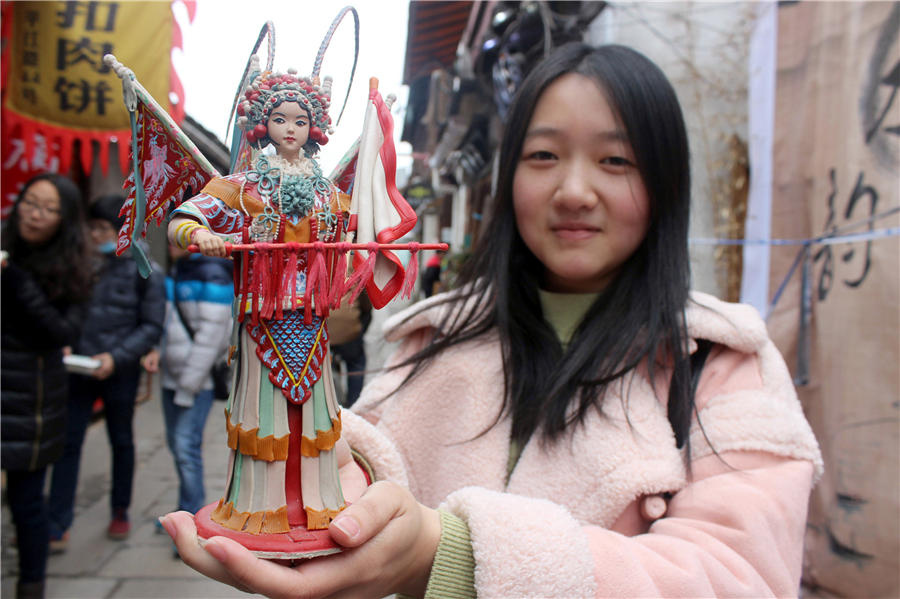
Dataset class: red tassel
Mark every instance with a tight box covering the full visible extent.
[250,250,263,326]
[80,136,94,179]
[282,245,299,311]
[303,242,328,318]
[401,242,420,300]
[329,242,350,309]
[238,250,249,323]
[258,244,275,320]
[273,248,284,321]
[303,247,314,325]
[316,250,330,317]
[346,242,379,304]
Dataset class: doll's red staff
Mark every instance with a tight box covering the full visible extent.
[187,242,449,253]
[188,241,449,325]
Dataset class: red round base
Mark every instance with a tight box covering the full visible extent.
[194,502,341,559]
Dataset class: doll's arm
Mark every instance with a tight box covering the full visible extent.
[167,216,227,257]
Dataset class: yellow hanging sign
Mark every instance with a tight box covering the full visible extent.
[4,1,173,131]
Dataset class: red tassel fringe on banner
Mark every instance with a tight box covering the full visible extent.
[400,242,420,300]
[328,243,350,309]
[345,242,380,305]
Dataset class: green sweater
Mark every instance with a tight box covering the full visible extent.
[422,290,598,599]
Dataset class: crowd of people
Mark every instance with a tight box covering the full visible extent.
[1,180,244,597]
[0,174,374,598]
[2,41,822,599]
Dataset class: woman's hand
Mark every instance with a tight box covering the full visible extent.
[92,352,115,380]
[141,349,160,373]
[192,228,227,258]
[161,480,442,599]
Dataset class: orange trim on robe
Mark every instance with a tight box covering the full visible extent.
[225,412,290,461]
[211,499,290,534]
[300,415,342,457]
[305,505,344,530]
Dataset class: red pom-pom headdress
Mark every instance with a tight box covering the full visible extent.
[237,68,333,147]
[228,8,358,156]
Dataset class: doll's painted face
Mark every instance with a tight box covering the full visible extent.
[267,101,310,162]
[512,73,650,293]
[17,180,63,245]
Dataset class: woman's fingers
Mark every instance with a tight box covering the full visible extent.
[201,535,313,599]
[328,481,441,597]
[160,512,250,592]
[162,484,441,599]
[336,443,370,504]
[328,480,405,547]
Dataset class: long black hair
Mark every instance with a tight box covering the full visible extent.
[395,43,694,454]
[2,173,93,303]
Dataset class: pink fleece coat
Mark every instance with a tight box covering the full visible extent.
[342,291,823,598]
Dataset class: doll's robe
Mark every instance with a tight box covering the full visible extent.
[174,165,351,532]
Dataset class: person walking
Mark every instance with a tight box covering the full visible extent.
[47,194,165,546]
[1,173,93,599]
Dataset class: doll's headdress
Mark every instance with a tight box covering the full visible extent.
[236,68,333,146]
[228,8,359,154]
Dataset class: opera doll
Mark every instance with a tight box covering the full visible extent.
[104,8,444,558]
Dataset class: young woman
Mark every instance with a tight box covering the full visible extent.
[163,43,822,598]
[1,173,92,599]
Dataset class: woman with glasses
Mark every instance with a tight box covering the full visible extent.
[1,173,93,599]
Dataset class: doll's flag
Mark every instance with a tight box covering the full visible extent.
[348,79,417,309]
[105,54,218,276]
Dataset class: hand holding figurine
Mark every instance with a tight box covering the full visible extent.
[162,439,440,599]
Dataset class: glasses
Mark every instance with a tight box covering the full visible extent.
[89,221,116,233]
[20,198,62,218]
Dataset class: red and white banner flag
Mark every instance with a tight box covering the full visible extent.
[348,79,416,308]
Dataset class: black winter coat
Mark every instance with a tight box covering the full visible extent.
[1,262,84,471]
[75,252,165,369]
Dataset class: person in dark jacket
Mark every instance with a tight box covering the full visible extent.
[47,194,165,546]
[1,173,93,599]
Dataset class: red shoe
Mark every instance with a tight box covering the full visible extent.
[107,509,130,540]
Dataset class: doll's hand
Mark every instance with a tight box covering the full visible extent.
[192,228,227,258]
[161,481,441,599]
